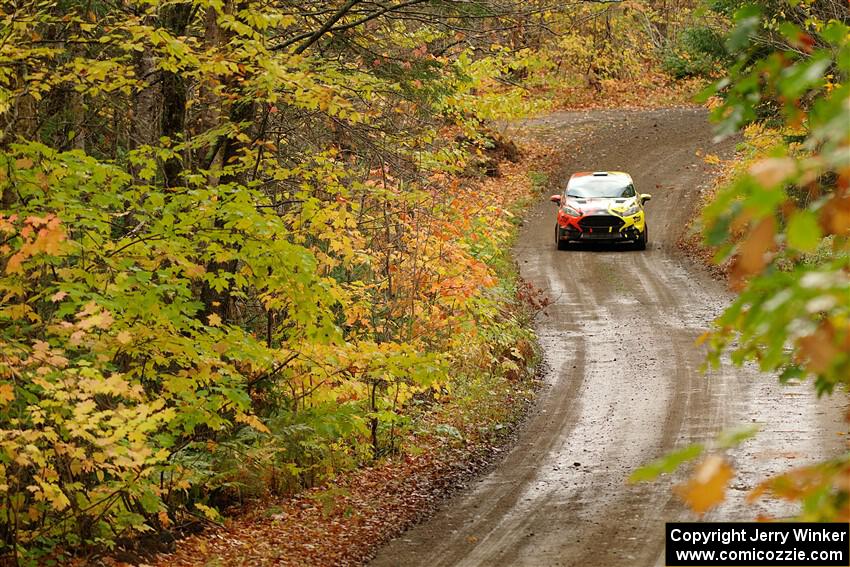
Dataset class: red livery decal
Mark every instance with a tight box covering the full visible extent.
[557,211,584,231]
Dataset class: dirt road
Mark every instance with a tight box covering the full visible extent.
[369,109,846,567]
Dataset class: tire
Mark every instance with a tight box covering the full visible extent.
[556,226,569,250]
[634,225,647,250]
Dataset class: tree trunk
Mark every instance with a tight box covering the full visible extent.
[132,50,159,150]
[159,3,192,188]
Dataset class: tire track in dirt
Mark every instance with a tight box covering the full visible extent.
[369,108,846,567]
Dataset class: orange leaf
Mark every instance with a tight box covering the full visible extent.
[674,455,733,515]
[730,216,776,290]
[749,158,795,187]
[819,187,850,236]
[796,321,838,374]
[6,251,26,274]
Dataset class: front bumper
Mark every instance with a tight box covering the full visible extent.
[557,211,645,242]
[558,226,644,241]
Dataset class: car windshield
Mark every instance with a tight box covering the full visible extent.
[567,180,635,198]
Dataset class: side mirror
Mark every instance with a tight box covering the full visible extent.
[549,194,562,205]
[639,193,652,204]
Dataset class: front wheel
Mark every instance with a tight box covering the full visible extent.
[634,226,648,250]
[556,226,569,250]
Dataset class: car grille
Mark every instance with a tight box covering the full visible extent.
[579,215,624,231]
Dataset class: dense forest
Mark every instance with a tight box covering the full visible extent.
[0,0,847,564]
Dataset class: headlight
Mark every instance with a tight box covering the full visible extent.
[621,204,640,216]
[562,205,581,217]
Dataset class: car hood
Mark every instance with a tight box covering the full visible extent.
[565,196,637,215]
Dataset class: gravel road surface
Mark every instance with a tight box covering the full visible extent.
[370,108,846,567]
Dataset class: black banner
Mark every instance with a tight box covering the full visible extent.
[666,522,850,566]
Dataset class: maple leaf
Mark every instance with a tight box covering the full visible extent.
[819,188,850,235]
[796,322,838,374]
[0,384,15,405]
[35,222,66,254]
[50,291,68,302]
[235,412,270,434]
[674,456,733,516]
[77,309,114,330]
[748,158,795,188]
[183,263,206,278]
[207,313,222,327]
[5,251,26,274]
[730,216,776,290]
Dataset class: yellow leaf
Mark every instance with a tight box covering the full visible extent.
[0,384,14,405]
[207,313,222,327]
[50,490,71,511]
[183,263,206,278]
[194,503,220,521]
[235,412,270,434]
[50,291,68,302]
[674,455,733,515]
[77,310,114,330]
[116,331,132,345]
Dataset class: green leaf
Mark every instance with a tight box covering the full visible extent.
[716,425,759,449]
[786,210,822,252]
[821,21,849,45]
[727,5,762,52]
[629,444,703,483]
[139,490,160,514]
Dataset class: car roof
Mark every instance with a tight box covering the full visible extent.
[569,171,632,181]
[567,171,632,189]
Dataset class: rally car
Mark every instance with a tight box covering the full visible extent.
[550,171,651,250]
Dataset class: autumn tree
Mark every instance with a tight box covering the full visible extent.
[0,0,565,562]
